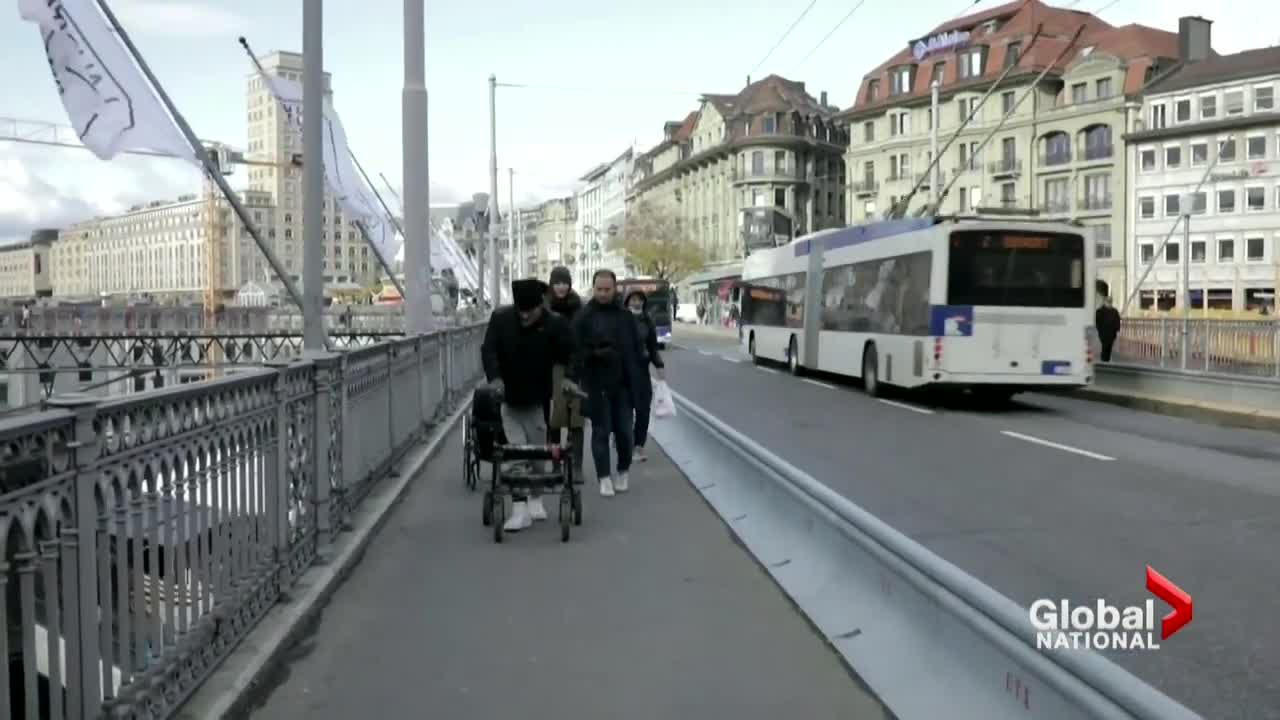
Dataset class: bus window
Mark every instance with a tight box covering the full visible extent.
[947,230,1085,308]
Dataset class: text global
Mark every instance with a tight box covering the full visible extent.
[1030,598,1162,650]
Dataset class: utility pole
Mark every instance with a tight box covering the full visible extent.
[488,74,501,304]
[507,167,517,279]
[402,0,433,333]
[302,0,325,351]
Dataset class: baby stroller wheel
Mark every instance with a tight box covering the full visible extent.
[493,499,505,543]
[482,491,493,526]
[572,489,583,526]
[558,493,572,542]
[463,421,476,490]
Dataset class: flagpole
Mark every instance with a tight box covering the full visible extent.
[92,0,316,343]
[237,37,404,303]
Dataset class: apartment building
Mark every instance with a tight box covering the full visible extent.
[626,75,848,263]
[838,0,1178,300]
[574,149,632,285]
[1127,18,1280,313]
[51,191,278,300]
[245,51,378,289]
[0,230,55,299]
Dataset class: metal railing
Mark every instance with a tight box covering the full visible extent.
[0,324,486,718]
[1114,317,1280,377]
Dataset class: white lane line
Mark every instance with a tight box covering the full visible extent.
[801,378,837,390]
[999,430,1115,461]
[697,349,714,356]
[722,355,746,363]
[758,367,780,374]
[877,398,935,415]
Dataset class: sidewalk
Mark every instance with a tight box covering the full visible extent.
[674,322,739,342]
[243,424,888,719]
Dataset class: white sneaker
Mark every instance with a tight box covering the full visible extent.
[614,471,629,493]
[504,501,532,531]
[527,496,548,521]
[635,447,648,463]
[599,476,615,497]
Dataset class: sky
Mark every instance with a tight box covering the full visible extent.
[0,0,1273,246]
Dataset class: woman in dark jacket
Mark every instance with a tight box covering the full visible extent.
[623,289,666,462]
[546,266,586,475]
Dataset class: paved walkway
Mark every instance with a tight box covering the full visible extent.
[247,423,889,719]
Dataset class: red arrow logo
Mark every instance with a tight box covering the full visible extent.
[1146,566,1192,640]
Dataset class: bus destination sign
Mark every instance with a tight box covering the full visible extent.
[1001,235,1052,250]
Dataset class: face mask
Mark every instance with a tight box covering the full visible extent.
[629,306,643,315]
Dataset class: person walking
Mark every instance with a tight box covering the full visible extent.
[545,266,586,477]
[481,278,575,532]
[623,288,666,462]
[1095,296,1121,362]
[571,269,646,497]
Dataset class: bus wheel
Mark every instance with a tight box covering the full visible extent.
[863,345,882,397]
[787,336,801,376]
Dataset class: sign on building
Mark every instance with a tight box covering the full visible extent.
[911,30,971,61]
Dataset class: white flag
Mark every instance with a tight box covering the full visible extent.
[19,0,197,165]
[260,72,402,261]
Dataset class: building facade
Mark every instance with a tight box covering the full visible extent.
[245,51,378,290]
[838,0,1178,302]
[0,230,55,299]
[1126,19,1280,313]
[50,191,278,301]
[526,197,577,281]
[627,75,848,265]
[573,149,632,285]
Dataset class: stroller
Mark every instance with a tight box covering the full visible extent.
[463,385,584,543]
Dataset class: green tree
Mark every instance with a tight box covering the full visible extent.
[617,200,707,281]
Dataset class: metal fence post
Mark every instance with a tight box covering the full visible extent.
[264,361,293,581]
[312,355,339,554]
[415,335,428,428]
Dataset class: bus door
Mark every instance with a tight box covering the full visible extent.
[939,230,1087,377]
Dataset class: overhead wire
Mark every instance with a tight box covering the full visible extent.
[790,0,870,72]
[750,0,821,77]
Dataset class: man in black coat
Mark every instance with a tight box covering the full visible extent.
[481,278,574,532]
[1095,296,1121,362]
[545,266,586,476]
[571,269,648,497]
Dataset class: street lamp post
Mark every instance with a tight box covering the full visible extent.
[402,0,433,334]
[301,0,325,352]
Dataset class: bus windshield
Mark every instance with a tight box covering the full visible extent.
[946,230,1085,308]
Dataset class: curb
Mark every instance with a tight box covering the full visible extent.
[175,391,475,720]
[1074,387,1280,432]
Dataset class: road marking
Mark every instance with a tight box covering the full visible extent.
[697,349,714,356]
[801,378,837,390]
[999,430,1115,461]
[877,398,935,415]
[757,367,780,374]
[722,355,745,363]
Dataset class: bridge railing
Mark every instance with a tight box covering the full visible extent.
[0,323,486,719]
[1114,317,1280,377]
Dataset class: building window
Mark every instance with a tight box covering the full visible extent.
[1165,242,1179,264]
[1002,91,1015,115]
[1149,104,1166,129]
[1071,83,1087,104]
[958,141,979,170]
[1246,236,1266,261]
[867,79,880,101]
[1219,137,1237,161]
[1140,148,1157,172]
[762,115,777,134]
[1083,125,1112,160]
[1164,145,1181,168]
[751,151,764,174]
[1247,135,1267,160]
[957,97,977,123]
[1218,238,1234,262]
[1224,90,1244,115]
[1246,186,1266,211]
[1043,177,1070,213]
[1174,98,1191,122]
[774,188,787,207]
[1255,85,1274,112]
[1095,77,1113,99]
[1095,224,1113,259]
[1190,142,1208,165]
[1188,191,1207,215]
[890,112,909,136]
[1164,194,1180,216]
[1139,196,1155,219]
[1083,174,1110,210]
[863,121,875,142]
[1190,240,1206,263]
[958,48,984,79]
[931,62,945,85]
[1140,243,1154,263]
[1000,182,1016,205]
[1004,42,1021,68]
[1043,132,1070,165]
[1200,94,1217,119]
[891,66,914,95]
[1218,189,1236,213]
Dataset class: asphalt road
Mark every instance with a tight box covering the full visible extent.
[247,423,890,720]
[666,331,1280,720]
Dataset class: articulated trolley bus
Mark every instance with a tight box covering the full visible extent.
[739,216,1095,401]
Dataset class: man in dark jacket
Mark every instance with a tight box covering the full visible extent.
[545,266,585,476]
[571,269,646,497]
[1095,296,1121,362]
[623,289,666,462]
[481,278,574,531]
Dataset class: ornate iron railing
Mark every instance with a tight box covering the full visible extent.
[0,324,486,718]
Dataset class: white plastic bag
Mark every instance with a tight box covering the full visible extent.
[652,380,677,419]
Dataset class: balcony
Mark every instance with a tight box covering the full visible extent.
[852,179,879,196]
[1080,193,1113,211]
[988,158,1022,178]
[1077,144,1114,163]
[1041,150,1072,168]
[1039,198,1072,214]
[730,166,809,184]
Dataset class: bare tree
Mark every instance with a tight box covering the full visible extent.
[617,200,706,281]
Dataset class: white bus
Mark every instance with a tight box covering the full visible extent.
[739,216,1096,402]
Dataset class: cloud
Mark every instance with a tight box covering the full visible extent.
[0,143,200,244]
[111,0,250,37]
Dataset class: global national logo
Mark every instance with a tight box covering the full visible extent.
[1030,566,1192,650]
